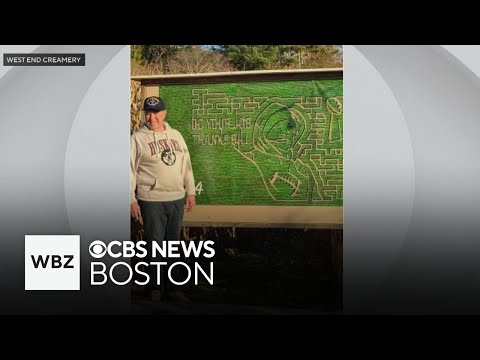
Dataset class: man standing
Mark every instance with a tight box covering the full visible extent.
[130,96,196,302]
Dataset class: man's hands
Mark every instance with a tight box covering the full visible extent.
[186,195,196,212]
[131,202,142,222]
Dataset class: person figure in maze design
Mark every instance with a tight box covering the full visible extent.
[235,101,317,202]
[130,96,196,303]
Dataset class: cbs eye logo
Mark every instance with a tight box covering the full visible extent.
[89,240,107,258]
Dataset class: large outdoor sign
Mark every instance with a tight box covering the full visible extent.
[134,70,343,227]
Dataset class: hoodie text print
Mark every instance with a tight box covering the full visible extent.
[130,122,196,203]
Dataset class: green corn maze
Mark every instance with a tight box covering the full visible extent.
[159,78,343,206]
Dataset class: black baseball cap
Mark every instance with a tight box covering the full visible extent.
[143,96,166,112]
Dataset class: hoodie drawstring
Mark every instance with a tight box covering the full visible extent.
[153,130,170,159]
[153,132,158,158]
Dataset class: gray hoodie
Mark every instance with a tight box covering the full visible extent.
[130,122,195,203]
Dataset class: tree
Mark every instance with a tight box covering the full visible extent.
[131,45,186,74]
[301,45,343,68]
[168,46,234,74]
[216,45,276,70]
[217,45,342,71]
[131,45,343,76]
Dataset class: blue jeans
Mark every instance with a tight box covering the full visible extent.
[139,198,185,295]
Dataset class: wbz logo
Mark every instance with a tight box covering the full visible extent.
[31,255,74,269]
[25,235,80,290]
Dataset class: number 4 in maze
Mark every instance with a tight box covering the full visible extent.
[195,182,203,195]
